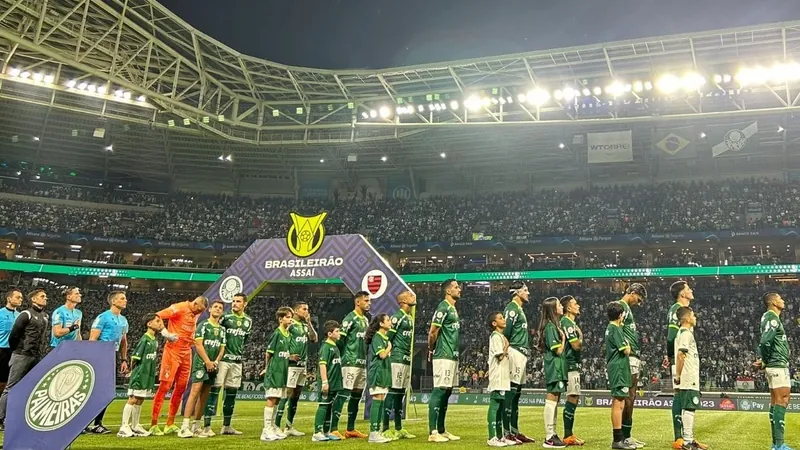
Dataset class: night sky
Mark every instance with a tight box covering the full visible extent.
[159,0,800,69]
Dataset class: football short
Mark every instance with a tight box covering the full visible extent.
[128,389,153,398]
[159,349,191,383]
[629,356,641,376]
[0,348,11,383]
[191,361,217,385]
[370,386,389,396]
[214,361,243,389]
[766,367,792,389]
[432,359,459,388]
[678,389,701,410]
[546,380,566,394]
[265,387,286,399]
[508,348,528,385]
[287,366,307,389]
[566,371,581,396]
[610,385,631,398]
[342,366,367,390]
[391,363,411,389]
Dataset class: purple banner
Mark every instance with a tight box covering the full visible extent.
[4,341,117,450]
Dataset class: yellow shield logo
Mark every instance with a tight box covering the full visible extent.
[287,212,327,258]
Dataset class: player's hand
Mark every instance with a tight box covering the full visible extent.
[289,354,300,362]
[753,359,764,370]
[322,383,329,394]
[427,350,433,362]
[674,376,680,385]
[259,368,266,377]
[120,360,129,374]
[386,341,392,353]
[205,360,215,371]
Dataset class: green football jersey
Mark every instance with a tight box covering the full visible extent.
[317,339,343,391]
[760,310,791,368]
[339,310,368,368]
[388,309,413,365]
[129,333,158,391]
[666,303,682,359]
[368,331,392,389]
[431,300,460,361]
[288,319,310,366]
[618,300,640,357]
[264,327,292,389]
[542,321,567,384]
[605,322,632,390]
[503,300,529,356]
[192,320,226,367]
[220,312,252,363]
[560,315,582,372]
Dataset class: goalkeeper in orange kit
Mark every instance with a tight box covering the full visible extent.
[148,296,209,435]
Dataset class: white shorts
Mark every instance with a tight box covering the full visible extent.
[432,359,459,388]
[342,366,367,390]
[629,357,641,376]
[566,371,581,396]
[127,389,152,398]
[508,348,528,385]
[671,365,678,390]
[265,387,286,399]
[391,363,411,390]
[766,367,792,389]
[370,387,389,396]
[287,366,307,388]
[214,361,242,389]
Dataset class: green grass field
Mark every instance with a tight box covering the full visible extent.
[62,400,794,449]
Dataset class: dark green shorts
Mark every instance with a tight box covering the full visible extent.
[191,360,217,384]
[678,389,701,410]
[546,380,566,394]
[610,384,631,398]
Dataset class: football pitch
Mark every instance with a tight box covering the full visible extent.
[58,400,795,449]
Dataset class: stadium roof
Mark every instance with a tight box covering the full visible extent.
[1,1,800,183]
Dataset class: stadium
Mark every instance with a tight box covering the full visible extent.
[0,0,800,448]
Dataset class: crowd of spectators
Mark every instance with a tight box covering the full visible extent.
[2,177,800,244]
[2,275,794,394]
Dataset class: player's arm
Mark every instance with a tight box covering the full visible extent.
[565,323,582,351]
[502,307,515,340]
[318,346,330,392]
[490,334,505,361]
[374,336,391,360]
[8,311,30,351]
[674,333,689,382]
[129,338,147,371]
[759,319,778,361]
[428,308,445,357]
[51,311,74,338]
[612,327,631,356]
[120,333,128,360]
[216,328,226,364]
[305,317,318,343]
[337,318,352,353]
[547,324,565,356]
[88,315,104,341]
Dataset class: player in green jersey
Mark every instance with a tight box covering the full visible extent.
[119,313,164,438]
[179,300,226,438]
[260,306,296,442]
[276,301,318,436]
[365,313,393,444]
[486,312,511,448]
[605,301,634,450]
[560,295,585,446]
[207,293,252,436]
[313,320,344,442]
[674,306,707,450]
[503,281,534,444]
[338,291,371,438]
[383,291,417,440]
[427,279,462,443]
[754,292,794,450]
[536,297,567,449]
[618,283,647,449]
[668,281,708,450]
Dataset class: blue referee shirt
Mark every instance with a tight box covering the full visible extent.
[0,307,19,349]
[50,305,83,347]
[91,310,128,351]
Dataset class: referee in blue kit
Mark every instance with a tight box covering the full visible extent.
[0,289,22,395]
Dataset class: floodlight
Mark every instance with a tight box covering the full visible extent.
[656,74,680,93]
[526,88,550,106]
